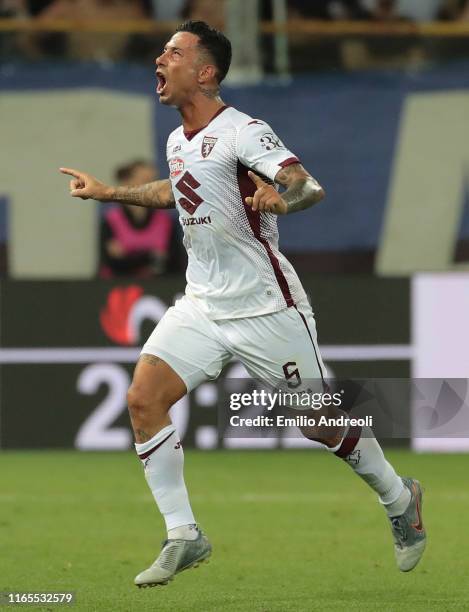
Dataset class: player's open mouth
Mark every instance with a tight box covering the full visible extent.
[156,72,167,95]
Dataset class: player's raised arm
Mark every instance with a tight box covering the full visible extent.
[59,167,175,209]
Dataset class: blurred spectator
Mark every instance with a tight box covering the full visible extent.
[288,0,371,20]
[397,0,442,21]
[26,0,53,15]
[100,160,175,279]
[285,0,371,72]
[35,0,151,20]
[181,0,225,29]
[289,0,445,22]
[20,0,153,59]
[438,0,469,20]
[150,0,185,20]
[0,1,29,59]
[461,0,469,18]
[367,0,405,21]
[0,0,28,17]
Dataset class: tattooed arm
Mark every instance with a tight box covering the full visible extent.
[275,163,325,214]
[59,167,175,209]
[245,163,325,215]
[111,180,175,209]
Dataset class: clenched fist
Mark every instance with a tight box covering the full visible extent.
[59,167,114,201]
[245,170,287,215]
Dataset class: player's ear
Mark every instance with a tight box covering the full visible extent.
[198,64,217,84]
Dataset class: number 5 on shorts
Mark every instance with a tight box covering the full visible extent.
[283,361,302,389]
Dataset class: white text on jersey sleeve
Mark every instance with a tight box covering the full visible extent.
[236,120,300,182]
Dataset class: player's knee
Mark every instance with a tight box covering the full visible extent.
[127,385,156,417]
[127,383,172,418]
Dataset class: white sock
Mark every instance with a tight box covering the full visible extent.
[384,486,411,517]
[331,426,410,516]
[168,524,199,541]
[135,424,196,533]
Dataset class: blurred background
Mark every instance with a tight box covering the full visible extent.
[1,0,468,452]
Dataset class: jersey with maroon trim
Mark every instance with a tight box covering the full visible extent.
[166,105,308,320]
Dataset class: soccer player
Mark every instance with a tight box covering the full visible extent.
[60,20,426,588]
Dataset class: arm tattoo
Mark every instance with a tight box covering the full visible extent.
[111,179,175,210]
[275,163,325,214]
[140,354,162,366]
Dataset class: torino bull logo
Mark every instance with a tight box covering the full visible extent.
[202,136,217,158]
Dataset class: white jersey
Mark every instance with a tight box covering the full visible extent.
[166,105,308,320]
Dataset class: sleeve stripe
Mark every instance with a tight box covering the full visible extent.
[278,156,300,168]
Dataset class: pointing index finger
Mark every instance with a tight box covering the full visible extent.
[59,167,82,179]
[248,170,266,188]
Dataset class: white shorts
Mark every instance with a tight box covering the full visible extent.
[141,295,326,392]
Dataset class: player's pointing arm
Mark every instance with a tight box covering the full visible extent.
[59,167,175,209]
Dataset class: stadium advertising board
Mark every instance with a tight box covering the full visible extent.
[0,277,411,449]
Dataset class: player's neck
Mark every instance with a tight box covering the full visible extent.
[179,95,226,133]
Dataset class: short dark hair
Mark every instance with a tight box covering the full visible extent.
[175,20,232,84]
[115,159,153,183]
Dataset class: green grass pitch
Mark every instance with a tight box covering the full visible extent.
[1,450,468,611]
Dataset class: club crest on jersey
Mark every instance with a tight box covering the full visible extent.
[201,136,217,158]
[169,157,184,178]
